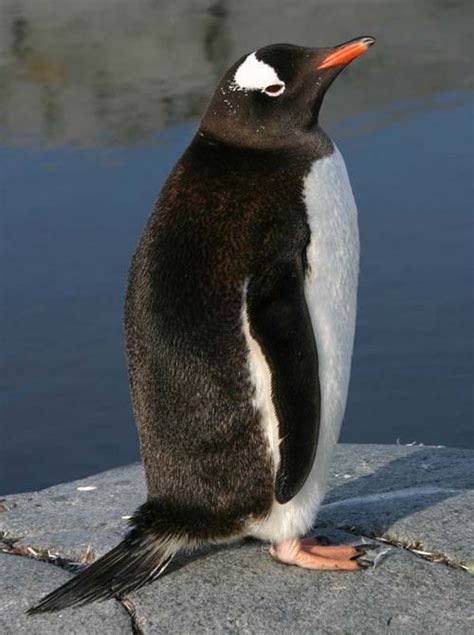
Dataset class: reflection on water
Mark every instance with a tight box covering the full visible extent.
[1,0,473,146]
[1,1,473,494]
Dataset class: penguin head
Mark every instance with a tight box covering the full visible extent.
[201,37,375,148]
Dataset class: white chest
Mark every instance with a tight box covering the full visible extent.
[303,145,359,399]
[246,144,360,543]
[302,144,359,493]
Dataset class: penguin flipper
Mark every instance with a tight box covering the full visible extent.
[247,256,321,505]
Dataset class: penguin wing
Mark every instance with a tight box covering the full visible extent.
[246,256,321,504]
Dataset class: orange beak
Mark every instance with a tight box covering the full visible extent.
[317,36,375,70]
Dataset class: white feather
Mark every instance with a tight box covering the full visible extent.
[246,145,359,543]
[233,52,285,95]
[242,289,281,470]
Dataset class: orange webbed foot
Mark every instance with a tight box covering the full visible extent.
[270,538,366,571]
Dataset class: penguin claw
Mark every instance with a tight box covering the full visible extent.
[353,542,380,552]
[350,547,366,560]
[352,545,394,570]
[355,558,371,569]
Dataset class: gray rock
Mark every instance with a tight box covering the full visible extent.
[1,444,473,633]
[131,530,473,635]
[2,445,472,565]
[319,445,474,565]
[0,463,145,560]
[0,554,130,634]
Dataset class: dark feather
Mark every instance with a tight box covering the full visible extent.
[28,529,175,614]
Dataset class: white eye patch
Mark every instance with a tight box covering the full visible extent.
[232,52,285,97]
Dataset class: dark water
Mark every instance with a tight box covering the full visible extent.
[1,1,473,494]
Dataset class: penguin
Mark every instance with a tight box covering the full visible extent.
[29,36,375,613]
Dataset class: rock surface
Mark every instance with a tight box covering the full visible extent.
[0,555,130,634]
[1,444,473,634]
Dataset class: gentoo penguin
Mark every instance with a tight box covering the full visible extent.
[29,36,375,613]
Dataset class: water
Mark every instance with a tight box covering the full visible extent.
[1,1,473,494]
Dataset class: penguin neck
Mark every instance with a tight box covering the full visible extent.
[196,124,334,160]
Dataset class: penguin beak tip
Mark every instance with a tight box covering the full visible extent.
[361,36,376,48]
[317,36,376,70]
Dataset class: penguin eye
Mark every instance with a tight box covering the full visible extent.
[263,83,285,97]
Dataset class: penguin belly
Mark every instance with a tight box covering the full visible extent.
[246,144,359,543]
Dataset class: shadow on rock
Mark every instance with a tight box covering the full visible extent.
[317,446,473,537]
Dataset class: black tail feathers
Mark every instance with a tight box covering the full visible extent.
[28,528,179,614]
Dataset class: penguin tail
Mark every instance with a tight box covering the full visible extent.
[27,527,181,614]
